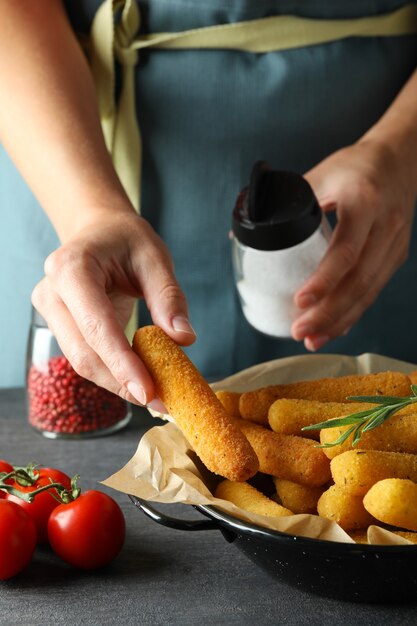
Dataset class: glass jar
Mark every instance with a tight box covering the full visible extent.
[26,308,131,438]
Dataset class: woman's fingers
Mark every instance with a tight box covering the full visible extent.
[35,216,196,405]
[41,248,156,404]
[291,141,415,347]
[122,218,196,346]
[294,212,372,311]
[293,224,408,349]
[296,171,377,310]
[136,240,196,346]
[32,279,142,403]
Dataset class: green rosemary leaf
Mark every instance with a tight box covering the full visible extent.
[302,407,377,432]
[361,407,396,433]
[316,423,358,449]
[352,423,365,447]
[346,395,409,405]
[411,384,417,397]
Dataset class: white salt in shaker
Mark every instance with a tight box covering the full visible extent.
[231,161,331,338]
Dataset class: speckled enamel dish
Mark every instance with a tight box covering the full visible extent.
[130,495,417,604]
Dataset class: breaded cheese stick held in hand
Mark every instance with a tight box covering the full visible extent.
[132,326,259,482]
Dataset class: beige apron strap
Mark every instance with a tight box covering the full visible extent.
[89,1,417,341]
[91,0,141,212]
[131,4,417,53]
[91,0,141,341]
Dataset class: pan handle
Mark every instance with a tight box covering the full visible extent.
[129,495,236,542]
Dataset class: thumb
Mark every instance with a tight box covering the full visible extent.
[143,267,196,346]
[304,167,337,214]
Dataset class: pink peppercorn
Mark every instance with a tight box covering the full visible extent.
[27,355,130,438]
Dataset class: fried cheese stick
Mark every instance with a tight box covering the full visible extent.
[331,450,417,496]
[268,399,373,440]
[132,326,259,482]
[409,370,417,385]
[320,407,417,459]
[349,529,417,544]
[273,477,325,514]
[215,479,293,518]
[238,420,331,487]
[215,390,241,418]
[239,371,411,424]
[363,479,417,532]
[317,484,376,531]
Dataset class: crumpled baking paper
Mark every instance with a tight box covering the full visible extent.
[102,352,417,545]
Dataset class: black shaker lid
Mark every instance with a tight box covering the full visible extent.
[232,161,322,251]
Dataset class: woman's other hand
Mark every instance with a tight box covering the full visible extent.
[292,138,416,351]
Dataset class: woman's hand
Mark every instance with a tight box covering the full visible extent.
[291,138,417,351]
[32,212,195,406]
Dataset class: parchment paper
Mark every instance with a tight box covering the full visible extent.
[103,352,417,545]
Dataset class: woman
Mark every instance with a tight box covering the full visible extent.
[1,0,416,406]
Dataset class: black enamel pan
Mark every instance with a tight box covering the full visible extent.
[130,495,417,604]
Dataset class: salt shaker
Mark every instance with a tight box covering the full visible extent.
[231,161,331,338]
[26,308,131,438]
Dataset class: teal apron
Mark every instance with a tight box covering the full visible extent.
[1,0,416,386]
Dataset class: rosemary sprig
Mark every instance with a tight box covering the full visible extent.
[301,384,417,448]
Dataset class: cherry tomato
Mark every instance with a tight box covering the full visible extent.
[0,460,14,498]
[0,500,37,580]
[6,467,71,543]
[48,490,125,569]
[0,460,13,474]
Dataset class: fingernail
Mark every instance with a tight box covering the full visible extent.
[296,293,317,308]
[307,335,330,352]
[147,398,168,414]
[172,316,196,336]
[127,381,147,405]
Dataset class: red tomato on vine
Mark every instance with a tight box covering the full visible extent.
[5,467,71,543]
[0,460,13,474]
[48,490,126,569]
[0,500,37,580]
[0,460,13,498]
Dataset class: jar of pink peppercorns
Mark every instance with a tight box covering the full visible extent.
[26,308,132,438]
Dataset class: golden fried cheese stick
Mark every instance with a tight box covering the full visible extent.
[349,529,417,544]
[215,479,293,518]
[363,479,417,532]
[273,477,325,514]
[239,371,411,425]
[215,390,241,418]
[268,399,372,440]
[317,484,376,531]
[238,420,331,487]
[409,370,417,385]
[348,530,369,544]
[132,326,259,482]
[331,450,417,496]
[320,407,417,459]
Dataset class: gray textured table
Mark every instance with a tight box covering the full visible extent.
[1,388,417,626]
